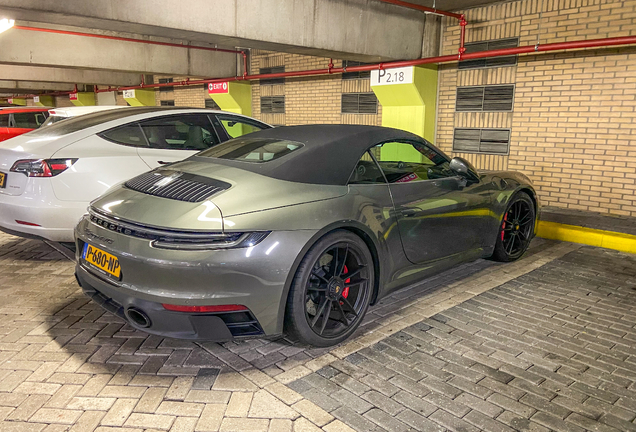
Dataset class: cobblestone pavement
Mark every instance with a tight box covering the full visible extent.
[0,232,635,431]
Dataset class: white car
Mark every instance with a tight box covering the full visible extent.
[40,105,125,127]
[0,107,271,242]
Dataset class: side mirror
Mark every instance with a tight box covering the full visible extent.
[450,157,480,183]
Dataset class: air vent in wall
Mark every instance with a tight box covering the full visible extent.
[453,128,510,155]
[259,66,285,86]
[456,85,515,112]
[158,78,174,92]
[341,93,378,114]
[459,38,519,69]
[261,96,285,114]
[342,60,372,80]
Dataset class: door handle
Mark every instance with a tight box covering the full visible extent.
[157,161,171,165]
[401,209,421,218]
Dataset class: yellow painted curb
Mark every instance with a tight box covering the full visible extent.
[537,220,636,254]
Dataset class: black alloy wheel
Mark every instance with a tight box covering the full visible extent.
[286,230,373,347]
[492,192,536,262]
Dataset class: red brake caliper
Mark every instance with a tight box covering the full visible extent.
[501,213,507,241]
[341,265,350,303]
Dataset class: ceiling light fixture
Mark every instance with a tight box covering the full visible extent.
[0,18,15,34]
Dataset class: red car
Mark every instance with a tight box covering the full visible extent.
[0,108,50,141]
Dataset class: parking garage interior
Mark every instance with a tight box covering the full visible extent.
[0,0,636,431]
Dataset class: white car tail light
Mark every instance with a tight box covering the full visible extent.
[10,158,78,177]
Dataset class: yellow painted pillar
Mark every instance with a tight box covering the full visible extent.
[207,81,252,136]
[33,95,55,107]
[69,92,95,106]
[207,81,251,116]
[123,89,156,106]
[371,65,438,162]
[7,97,26,106]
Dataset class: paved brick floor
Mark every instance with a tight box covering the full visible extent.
[0,232,634,431]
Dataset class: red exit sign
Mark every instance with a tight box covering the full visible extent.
[69,93,79,101]
[208,82,229,94]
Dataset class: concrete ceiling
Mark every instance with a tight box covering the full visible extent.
[0,0,432,62]
[0,0,505,96]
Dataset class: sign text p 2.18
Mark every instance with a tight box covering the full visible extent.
[379,70,405,84]
[370,66,414,87]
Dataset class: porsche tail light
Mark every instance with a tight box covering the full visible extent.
[151,231,271,251]
[10,158,78,177]
[162,304,248,313]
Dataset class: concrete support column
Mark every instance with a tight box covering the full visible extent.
[123,89,155,106]
[371,65,438,162]
[96,91,117,106]
[7,97,27,106]
[207,81,252,116]
[69,92,95,106]
[33,95,55,106]
[208,81,252,136]
[421,15,442,58]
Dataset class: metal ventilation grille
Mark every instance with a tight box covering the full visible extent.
[261,96,285,113]
[341,93,378,114]
[158,78,174,93]
[459,38,519,70]
[456,85,515,112]
[125,170,229,203]
[453,128,510,155]
[259,66,285,86]
[342,60,372,80]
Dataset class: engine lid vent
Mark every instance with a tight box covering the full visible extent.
[125,170,230,202]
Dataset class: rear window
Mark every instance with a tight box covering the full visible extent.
[0,113,8,127]
[40,115,66,128]
[11,112,48,128]
[198,138,303,163]
[24,106,168,137]
[99,124,147,147]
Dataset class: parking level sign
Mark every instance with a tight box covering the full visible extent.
[371,66,414,86]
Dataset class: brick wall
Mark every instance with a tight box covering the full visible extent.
[438,0,636,216]
[136,53,384,128]
[53,96,74,108]
[154,75,208,108]
[251,50,382,127]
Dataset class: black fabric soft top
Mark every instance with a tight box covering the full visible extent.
[192,124,429,185]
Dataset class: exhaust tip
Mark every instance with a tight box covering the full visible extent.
[125,307,151,328]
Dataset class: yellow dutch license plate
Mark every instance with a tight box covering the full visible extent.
[82,243,121,278]
[0,172,6,189]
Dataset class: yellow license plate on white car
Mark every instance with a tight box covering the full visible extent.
[0,172,6,189]
[82,243,121,278]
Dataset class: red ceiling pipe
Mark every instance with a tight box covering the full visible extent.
[7,35,636,101]
[458,16,467,60]
[241,52,248,78]
[376,0,463,19]
[90,34,636,93]
[98,34,636,93]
